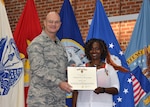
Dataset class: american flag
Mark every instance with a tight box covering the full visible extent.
[131,66,150,107]
[132,73,146,106]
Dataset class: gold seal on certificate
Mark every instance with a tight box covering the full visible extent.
[67,67,97,90]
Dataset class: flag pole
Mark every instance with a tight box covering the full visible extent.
[70,0,72,4]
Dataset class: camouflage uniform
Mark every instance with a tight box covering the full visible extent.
[27,31,68,107]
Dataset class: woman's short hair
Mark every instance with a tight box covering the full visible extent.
[84,38,108,61]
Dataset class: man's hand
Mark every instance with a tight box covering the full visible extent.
[59,82,72,93]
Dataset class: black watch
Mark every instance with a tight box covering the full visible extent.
[102,88,105,93]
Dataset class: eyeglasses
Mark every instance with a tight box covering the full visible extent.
[48,20,61,24]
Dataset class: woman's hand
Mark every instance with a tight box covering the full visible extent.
[94,87,119,95]
[94,87,105,94]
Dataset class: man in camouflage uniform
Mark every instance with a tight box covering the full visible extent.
[27,12,72,107]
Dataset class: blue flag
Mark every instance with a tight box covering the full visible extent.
[86,0,129,69]
[125,0,150,106]
[57,0,88,107]
[125,0,150,79]
[86,0,135,106]
[57,0,88,66]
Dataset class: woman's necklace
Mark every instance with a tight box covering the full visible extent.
[93,64,102,67]
[89,62,108,75]
[90,62,103,68]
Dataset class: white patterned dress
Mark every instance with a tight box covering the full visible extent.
[77,63,119,107]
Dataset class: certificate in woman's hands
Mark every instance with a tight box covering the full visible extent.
[67,67,97,90]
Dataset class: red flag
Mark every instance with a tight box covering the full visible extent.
[13,0,42,58]
[13,0,42,107]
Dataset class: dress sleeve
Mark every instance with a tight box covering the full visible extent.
[107,64,120,91]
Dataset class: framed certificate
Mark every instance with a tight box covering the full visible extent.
[67,67,97,90]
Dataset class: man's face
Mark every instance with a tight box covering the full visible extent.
[44,13,61,34]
